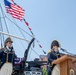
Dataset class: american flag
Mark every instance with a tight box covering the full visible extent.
[14,57,23,65]
[4,0,25,20]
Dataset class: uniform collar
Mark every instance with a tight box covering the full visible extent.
[6,46,11,51]
[53,50,59,53]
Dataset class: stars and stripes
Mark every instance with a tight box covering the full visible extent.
[4,0,25,20]
[4,0,46,54]
[14,57,23,65]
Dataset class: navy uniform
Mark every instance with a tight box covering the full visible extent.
[0,37,16,75]
[47,40,61,75]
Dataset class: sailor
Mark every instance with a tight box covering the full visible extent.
[47,40,61,75]
[0,37,16,75]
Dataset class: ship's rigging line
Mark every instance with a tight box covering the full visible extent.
[0,22,40,60]
[6,16,33,38]
[5,13,46,54]
[0,4,9,34]
[0,4,40,59]
[0,3,31,41]
[12,17,45,59]
[6,16,46,54]
[12,19,40,59]
[0,19,40,59]
[0,3,30,43]
[11,18,26,50]
[1,1,47,55]
[0,2,46,59]
[8,15,40,59]
[0,1,33,38]
[11,18,33,60]
[0,15,4,47]
[0,4,4,47]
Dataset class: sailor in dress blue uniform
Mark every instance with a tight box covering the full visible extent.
[47,40,61,75]
[0,37,16,75]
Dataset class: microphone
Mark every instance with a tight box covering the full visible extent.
[60,48,76,56]
[60,48,66,52]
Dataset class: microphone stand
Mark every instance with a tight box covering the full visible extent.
[60,48,76,56]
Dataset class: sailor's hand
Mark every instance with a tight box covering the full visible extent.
[52,60,56,64]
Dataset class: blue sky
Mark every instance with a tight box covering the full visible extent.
[0,0,76,60]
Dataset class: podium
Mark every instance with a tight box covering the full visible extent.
[52,55,76,75]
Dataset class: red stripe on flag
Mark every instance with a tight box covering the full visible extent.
[11,0,14,2]
[5,3,24,20]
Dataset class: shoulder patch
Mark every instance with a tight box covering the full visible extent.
[48,50,51,54]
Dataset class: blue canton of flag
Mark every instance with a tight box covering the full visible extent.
[4,0,25,20]
[14,57,23,65]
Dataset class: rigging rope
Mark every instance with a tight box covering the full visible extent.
[24,18,46,54]
[5,15,40,58]
[0,3,9,34]
[0,17,3,48]
[5,11,40,59]
[1,0,46,57]
[6,16,33,37]
[0,2,32,37]
[12,18,27,40]
[11,18,27,49]
[0,4,5,47]
[10,0,46,54]
[31,48,40,57]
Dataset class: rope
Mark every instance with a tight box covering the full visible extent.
[13,19,28,49]
[2,0,46,55]
[0,2,33,37]
[11,0,46,54]
[0,3,9,34]
[11,18,27,49]
[31,48,40,57]
[0,4,5,47]
[0,17,3,48]
[6,16,33,37]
